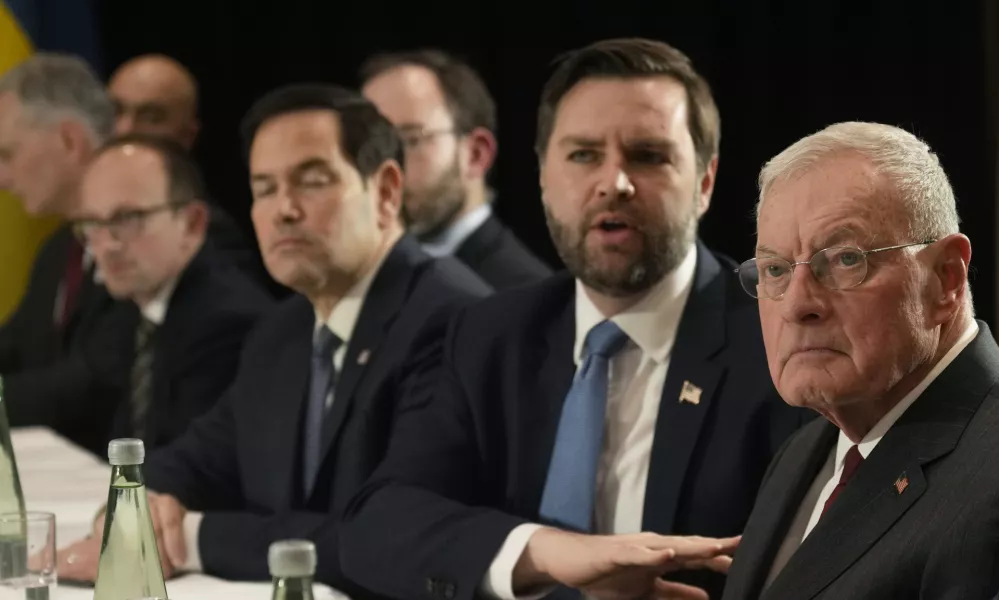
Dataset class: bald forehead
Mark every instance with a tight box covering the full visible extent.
[85,145,168,200]
[110,55,197,109]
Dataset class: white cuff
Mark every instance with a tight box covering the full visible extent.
[182,511,204,572]
[479,523,552,600]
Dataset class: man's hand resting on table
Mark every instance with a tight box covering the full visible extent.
[56,492,189,582]
[512,528,740,600]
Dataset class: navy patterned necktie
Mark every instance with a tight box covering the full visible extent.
[302,325,343,496]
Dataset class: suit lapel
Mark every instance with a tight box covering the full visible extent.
[317,236,427,472]
[763,323,999,600]
[515,275,577,518]
[267,299,314,508]
[454,214,500,271]
[726,420,838,600]
[641,244,726,534]
[144,246,213,443]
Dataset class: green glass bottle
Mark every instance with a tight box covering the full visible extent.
[269,540,317,600]
[0,376,28,579]
[93,439,168,600]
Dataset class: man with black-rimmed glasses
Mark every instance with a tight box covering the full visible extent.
[72,133,272,451]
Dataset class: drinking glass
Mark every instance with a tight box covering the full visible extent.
[0,511,56,599]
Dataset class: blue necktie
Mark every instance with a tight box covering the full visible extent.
[302,325,342,496]
[539,319,629,532]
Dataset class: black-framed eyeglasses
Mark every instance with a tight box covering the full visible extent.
[396,126,458,151]
[71,202,188,244]
[736,240,936,300]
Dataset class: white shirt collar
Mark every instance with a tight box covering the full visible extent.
[833,319,981,468]
[138,277,179,325]
[573,242,698,365]
[313,250,391,345]
[421,203,493,258]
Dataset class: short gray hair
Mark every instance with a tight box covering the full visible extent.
[0,52,114,144]
[756,121,960,242]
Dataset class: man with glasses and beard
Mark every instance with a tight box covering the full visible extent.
[360,49,552,290]
[340,38,811,600]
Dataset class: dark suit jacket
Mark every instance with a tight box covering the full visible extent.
[454,214,552,290]
[142,235,492,592]
[108,243,273,450]
[721,321,999,600]
[339,241,812,600]
[0,226,131,454]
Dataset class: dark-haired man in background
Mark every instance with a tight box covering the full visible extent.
[57,83,491,591]
[341,38,810,600]
[361,49,552,289]
[73,134,272,451]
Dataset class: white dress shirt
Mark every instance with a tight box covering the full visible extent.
[420,203,493,258]
[764,319,980,589]
[137,277,179,326]
[178,252,388,572]
[481,243,699,600]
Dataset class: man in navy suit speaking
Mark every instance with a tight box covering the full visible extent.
[340,37,810,600]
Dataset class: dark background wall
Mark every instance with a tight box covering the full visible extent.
[95,0,998,328]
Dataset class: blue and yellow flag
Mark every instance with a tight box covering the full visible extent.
[0,0,102,324]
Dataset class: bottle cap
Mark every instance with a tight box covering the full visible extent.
[108,438,145,465]
[268,539,316,578]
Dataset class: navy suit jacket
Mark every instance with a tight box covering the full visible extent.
[142,235,492,592]
[339,241,812,600]
[108,243,273,450]
[721,322,999,600]
[454,214,552,290]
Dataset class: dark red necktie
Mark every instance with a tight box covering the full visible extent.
[58,238,85,329]
[821,444,864,517]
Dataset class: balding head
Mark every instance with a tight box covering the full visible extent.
[109,54,200,149]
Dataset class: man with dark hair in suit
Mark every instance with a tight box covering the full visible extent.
[57,83,491,592]
[73,133,272,450]
[360,48,553,289]
[719,122,999,600]
[340,38,810,600]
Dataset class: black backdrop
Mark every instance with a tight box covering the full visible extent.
[96,0,998,328]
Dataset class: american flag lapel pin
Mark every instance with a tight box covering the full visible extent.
[357,349,370,365]
[894,472,909,495]
[679,380,702,405]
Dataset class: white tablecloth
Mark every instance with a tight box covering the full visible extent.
[11,426,346,599]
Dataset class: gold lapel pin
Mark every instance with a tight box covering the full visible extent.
[679,380,702,405]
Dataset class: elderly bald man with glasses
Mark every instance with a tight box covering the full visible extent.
[721,121,999,600]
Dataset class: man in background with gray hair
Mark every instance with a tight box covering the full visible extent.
[721,121,999,600]
[0,52,131,454]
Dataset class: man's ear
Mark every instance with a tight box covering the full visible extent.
[696,155,719,218]
[58,119,95,166]
[373,159,404,228]
[184,199,210,237]
[927,233,972,324]
[462,126,497,180]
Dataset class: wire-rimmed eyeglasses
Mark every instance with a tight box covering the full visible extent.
[735,240,936,300]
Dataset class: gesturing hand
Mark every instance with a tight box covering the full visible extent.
[513,528,740,600]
